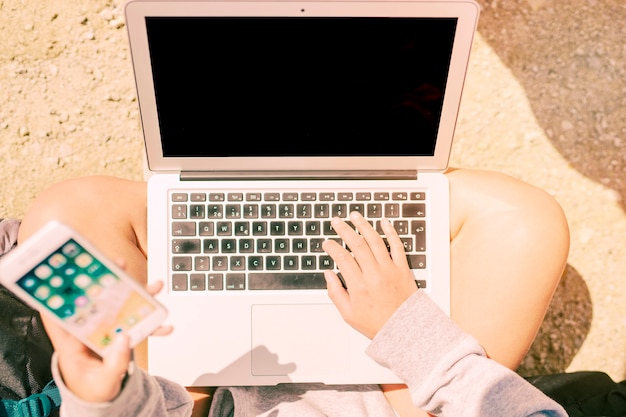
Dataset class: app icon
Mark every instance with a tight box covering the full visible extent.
[74,274,92,289]
[34,285,51,300]
[62,242,80,257]
[48,254,67,269]
[34,265,53,279]
[75,253,93,268]
[47,295,64,309]
[49,276,64,288]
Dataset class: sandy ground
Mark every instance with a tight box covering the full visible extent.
[2,0,626,380]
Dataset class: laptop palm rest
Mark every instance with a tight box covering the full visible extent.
[251,304,351,377]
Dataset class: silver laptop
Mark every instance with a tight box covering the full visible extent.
[125,0,478,387]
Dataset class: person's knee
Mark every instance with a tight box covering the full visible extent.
[18,176,146,244]
[448,168,569,246]
[447,167,570,279]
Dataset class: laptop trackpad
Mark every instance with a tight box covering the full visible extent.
[251,304,350,376]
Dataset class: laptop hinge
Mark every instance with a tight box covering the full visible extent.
[180,170,418,181]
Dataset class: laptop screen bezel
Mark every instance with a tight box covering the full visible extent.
[125,0,479,174]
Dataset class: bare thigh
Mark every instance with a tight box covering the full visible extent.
[18,176,148,280]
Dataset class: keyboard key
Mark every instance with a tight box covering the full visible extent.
[349,203,365,216]
[190,274,206,291]
[172,222,195,236]
[296,204,312,218]
[172,239,201,254]
[261,204,276,218]
[407,254,426,269]
[172,274,188,290]
[172,256,192,271]
[203,239,218,253]
[243,204,259,218]
[198,222,214,236]
[279,204,294,218]
[225,273,246,290]
[208,205,223,218]
[208,273,224,290]
[225,204,241,218]
[228,193,244,201]
[384,203,400,217]
[411,220,426,251]
[172,204,187,219]
[190,193,206,202]
[195,257,210,270]
[190,205,205,218]
[403,203,426,217]
[248,273,327,290]
[172,193,188,202]
[246,193,262,201]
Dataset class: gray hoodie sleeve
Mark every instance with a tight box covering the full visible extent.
[51,353,193,417]
[366,291,567,417]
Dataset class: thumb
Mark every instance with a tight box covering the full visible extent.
[324,270,352,317]
[102,334,132,383]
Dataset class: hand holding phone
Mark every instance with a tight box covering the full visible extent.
[0,220,170,402]
[43,280,171,403]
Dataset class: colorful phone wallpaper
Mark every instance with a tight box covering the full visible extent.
[17,239,157,350]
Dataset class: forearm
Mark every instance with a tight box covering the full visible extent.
[52,353,193,417]
[367,291,567,417]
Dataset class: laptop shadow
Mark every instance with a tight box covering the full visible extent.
[192,345,296,386]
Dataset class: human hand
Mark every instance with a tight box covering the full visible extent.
[322,212,418,339]
[42,280,173,403]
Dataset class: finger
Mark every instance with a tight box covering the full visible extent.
[103,334,132,377]
[348,211,392,263]
[323,270,352,318]
[322,233,362,288]
[330,217,378,271]
[151,325,174,337]
[146,280,164,296]
[380,218,410,269]
[40,313,69,342]
[40,313,93,357]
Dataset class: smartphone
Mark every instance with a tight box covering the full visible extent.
[0,220,168,357]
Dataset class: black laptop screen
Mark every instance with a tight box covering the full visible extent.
[145,17,457,157]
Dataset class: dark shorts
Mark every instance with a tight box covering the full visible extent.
[527,371,626,417]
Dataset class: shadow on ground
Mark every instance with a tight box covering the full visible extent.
[518,264,593,377]
[476,0,626,209]
[474,0,624,376]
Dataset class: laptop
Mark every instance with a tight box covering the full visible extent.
[124,0,478,387]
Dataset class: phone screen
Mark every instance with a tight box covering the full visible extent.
[17,238,158,351]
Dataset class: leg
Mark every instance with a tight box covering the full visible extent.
[381,168,570,416]
[17,176,150,364]
[18,170,570,416]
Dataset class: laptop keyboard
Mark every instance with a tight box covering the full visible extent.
[169,189,427,291]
